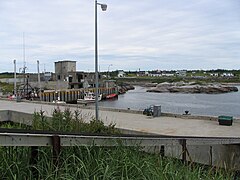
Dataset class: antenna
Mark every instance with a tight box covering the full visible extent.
[44,64,46,73]
[23,32,27,83]
[13,60,17,95]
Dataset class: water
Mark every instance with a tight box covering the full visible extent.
[99,86,240,118]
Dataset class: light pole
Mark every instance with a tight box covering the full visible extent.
[108,64,113,79]
[95,0,107,121]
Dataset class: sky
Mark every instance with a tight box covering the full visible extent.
[0,0,240,73]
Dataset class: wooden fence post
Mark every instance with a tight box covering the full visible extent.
[30,146,39,178]
[52,135,61,167]
[180,139,187,164]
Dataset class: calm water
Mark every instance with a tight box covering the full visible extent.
[99,86,240,118]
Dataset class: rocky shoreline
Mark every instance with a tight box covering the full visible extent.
[118,84,135,94]
[146,82,238,94]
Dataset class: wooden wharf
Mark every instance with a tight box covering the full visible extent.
[40,87,118,102]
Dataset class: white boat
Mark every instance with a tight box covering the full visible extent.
[77,92,102,104]
[53,96,66,104]
[52,100,66,104]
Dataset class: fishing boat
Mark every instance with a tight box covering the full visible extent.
[77,92,102,104]
[106,93,118,99]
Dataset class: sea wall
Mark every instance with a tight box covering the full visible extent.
[0,110,33,126]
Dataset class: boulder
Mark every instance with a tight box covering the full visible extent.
[147,83,238,94]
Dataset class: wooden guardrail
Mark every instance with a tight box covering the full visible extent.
[1,132,240,147]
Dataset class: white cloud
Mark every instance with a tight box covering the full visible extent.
[0,0,239,72]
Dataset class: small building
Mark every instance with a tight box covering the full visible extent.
[210,73,219,77]
[55,60,76,81]
[104,80,117,88]
[67,71,104,89]
[176,70,187,77]
[148,70,162,77]
[221,73,234,77]
[149,73,162,77]
[117,70,125,78]
[162,73,174,77]
[137,71,149,77]
[44,72,53,81]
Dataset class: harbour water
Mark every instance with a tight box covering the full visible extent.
[99,86,240,118]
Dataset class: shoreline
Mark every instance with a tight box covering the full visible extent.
[1,98,240,121]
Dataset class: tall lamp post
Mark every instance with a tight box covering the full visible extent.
[95,0,107,121]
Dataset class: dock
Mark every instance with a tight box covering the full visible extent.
[40,87,117,103]
[0,99,240,137]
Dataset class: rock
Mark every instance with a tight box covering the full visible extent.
[144,83,158,87]
[118,84,135,94]
[147,83,238,94]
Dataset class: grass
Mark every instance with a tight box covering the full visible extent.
[0,108,235,179]
[0,82,14,94]
[0,145,234,179]
[0,72,14,79]
[32,107,118,134]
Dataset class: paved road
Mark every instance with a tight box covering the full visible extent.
[1,99,239,137]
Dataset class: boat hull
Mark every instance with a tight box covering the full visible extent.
[77,99,96,104]
[77,93,102,104]
[106,93,118,99]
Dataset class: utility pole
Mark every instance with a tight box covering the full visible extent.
[37,60,41,100]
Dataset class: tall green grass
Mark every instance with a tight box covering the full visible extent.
[0,146,234,179]
[32,107,118,134]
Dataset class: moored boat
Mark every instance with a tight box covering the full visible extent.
[106,93,118,99]
[77,92,102,104]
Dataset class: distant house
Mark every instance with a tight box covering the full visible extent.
[149,73,162,77]
[221,73,234,77]
[44,72,53,81]
[117,70,125,78]
[137,71,148,77]
[149,70,162,77]
[176,70,187,77]
[162,73,174,77]
[210,73,219,77]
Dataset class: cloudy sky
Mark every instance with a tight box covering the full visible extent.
[0,0,239,73]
